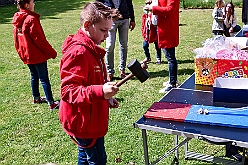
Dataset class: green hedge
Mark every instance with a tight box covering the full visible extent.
[180,0,243,9]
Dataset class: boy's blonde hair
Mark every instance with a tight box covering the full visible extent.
[80,2,121,26]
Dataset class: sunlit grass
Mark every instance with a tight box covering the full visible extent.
[0,0,243,164]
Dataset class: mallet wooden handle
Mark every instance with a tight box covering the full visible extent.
[114,60,149,87]
[116,73,134,87]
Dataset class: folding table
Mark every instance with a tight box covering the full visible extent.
[134,74,248,165]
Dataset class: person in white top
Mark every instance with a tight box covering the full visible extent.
[223,1,241,37]
[211,0,225,35]
[151,0,158,25]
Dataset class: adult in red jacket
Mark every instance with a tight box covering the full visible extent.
[12,0,59,109]
[144,0,180,92]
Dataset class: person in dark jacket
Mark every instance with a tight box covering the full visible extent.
[242,0,248,25]
[59,2,121,164]
[12,0,59,110]
[98,0,136,81]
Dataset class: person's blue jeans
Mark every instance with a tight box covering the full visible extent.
[27,61,54,104]
[105,19,129,74]
[76,137,107,165]
[162,47,178,85]
[224,24,242,37]
[143,40,161,61]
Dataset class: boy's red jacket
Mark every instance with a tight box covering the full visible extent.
[12,9,57,64]
[141,13,158,43]
[59,29,109,139]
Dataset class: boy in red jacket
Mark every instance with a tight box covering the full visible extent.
[12,0,59,110]
[141,0,161,64]
[59,2,121,164]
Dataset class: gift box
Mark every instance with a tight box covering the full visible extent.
[194,36,248,86]
[195,58,248,85]
[195,58,218,85]
[217,59,248,78]
[213,77,248,104]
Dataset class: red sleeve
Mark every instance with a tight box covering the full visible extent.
[148,24,158,43]
[141,13,147,39]
[60,46,104,106]
[152,0,178,16]
[28,17,57,59]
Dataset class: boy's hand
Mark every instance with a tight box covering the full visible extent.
[103,82,119,99]
[109,98,119,108]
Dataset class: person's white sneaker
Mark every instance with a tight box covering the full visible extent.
[163,81,178,87]
[159,84,176,93]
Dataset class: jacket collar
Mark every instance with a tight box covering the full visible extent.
[19,9,40,19]
[63,28,106,58]
[12,9,40,28]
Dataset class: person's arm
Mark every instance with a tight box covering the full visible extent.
[27,17,57,59]
[126,0,136,30]
[127,0,135,22]
[242,0,248,23]
[60,45,119,106]
[228,12,238,33]
[141,13,147,39]
[152,0,179,16]
[60,48,104,106]
[96,0,114,7]
[231,12,238,28]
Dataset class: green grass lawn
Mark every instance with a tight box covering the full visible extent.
[0,0,244,164]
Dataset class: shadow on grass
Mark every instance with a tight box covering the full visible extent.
[0,0,87,24]
[116,97,124,103]
[178,59,194,64]
[178,68,194,75]
[147,68,194,78]
[179,23,187,26]
[149,59,194,65]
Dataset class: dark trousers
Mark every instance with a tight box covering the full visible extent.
[143,40,161,60]
[223,24,242,37]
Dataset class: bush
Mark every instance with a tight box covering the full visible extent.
[180,0,243,9]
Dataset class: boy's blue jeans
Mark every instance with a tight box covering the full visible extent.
[27,61,54,104]
[162,47,178,85]
[76,137,107,165]
[143,40,161,61]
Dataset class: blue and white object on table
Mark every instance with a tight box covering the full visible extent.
[213,77,248,104]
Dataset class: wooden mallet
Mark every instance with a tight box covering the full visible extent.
[116,59,150,87]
